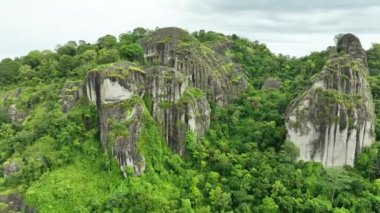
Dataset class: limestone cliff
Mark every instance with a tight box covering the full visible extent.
[85,62,211,174]
[285,34,375,166]
[140,27,247,106]
[81,28,247,175]
[86,64,147,175]
[145,66,210,154]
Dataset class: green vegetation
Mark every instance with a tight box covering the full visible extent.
[0,28,379,212]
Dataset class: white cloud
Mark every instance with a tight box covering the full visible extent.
[0,0,379,59]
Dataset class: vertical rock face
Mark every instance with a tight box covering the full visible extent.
[145,66,210,154]
[86,64,147,175]
[80,28,248,175]
[81,28,248,174]
[85,63,211,174]
[61,82,85,112]
[285,34,375,167]
[140,27,247,106]
[98,100,146,176]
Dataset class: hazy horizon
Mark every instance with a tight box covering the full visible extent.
[1,0,379,59]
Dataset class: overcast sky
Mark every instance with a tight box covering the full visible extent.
[1,0,379,59]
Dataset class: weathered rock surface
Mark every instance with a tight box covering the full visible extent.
[285,34,375,167]
[140,27,247,106]
[0,192,36,213]
[86,62,211,174]
[146,66,210,154]
[100,101,146,176]
[61,81,85,112]
[1,89,27,123]
[2,161,21,178]
[86,64,146,175]
[336,33,367,66]
[262,77,282,90]
[83,28,247,174]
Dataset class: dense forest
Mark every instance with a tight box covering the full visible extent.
[0,27,380,212]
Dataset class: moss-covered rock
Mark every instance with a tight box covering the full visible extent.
[0,88,28,123]
[261,77,282,90]
[140,27,247,106]
[60,81,85,112]
[85,62,211,174]
[285,34,375,167]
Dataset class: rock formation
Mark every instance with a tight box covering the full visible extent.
[61,81,85,112]
[0,192,35,213]
[0,88,27,123]
[86,64,147,175]
[81,28,247,175]
[145,66,210,154]
[140,27,247,106]
[285,34,375,167]
[85,63,211,175]
[262,77,282,90]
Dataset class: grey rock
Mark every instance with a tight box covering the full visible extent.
[0,192,36,213]
[262,77,282,90]
[86,64,146,175]
[285,34,375,167]
[7,104,27,123]
[146,66,210,154]
[100,102,146,176]
[84,28,247,174]
[86,63,211,175]
[3,161,20,178]
[140,27,247,106]
[61,81,85,112]
[336,33,367,66]
[1,89,27,123]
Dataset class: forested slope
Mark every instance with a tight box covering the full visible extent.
[0,28,379,212]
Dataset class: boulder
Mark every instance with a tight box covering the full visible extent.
[262,77,282,90]
[1,89,27,123]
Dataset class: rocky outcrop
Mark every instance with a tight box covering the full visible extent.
[262,77,282,90]
[7,104,27,123]
[0,192,36,213]
[1,89,27,123]
[146,66,210,154]
[336,33,367,66]
[2,161,21,178]
[83,28,247,174]
[61,81,85,112]
[86,64,146,175]
[86,62,211,174]
[140,27,247,106]
[285,34,375,167]
[99,100,146,176]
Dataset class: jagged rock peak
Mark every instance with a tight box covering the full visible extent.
[140,27,247,106]
[148,27,191,43]
[285,34,374,167]
[336,33,367,65]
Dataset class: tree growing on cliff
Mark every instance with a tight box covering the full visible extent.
[119,44,144,62]
[0,58,20,84]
